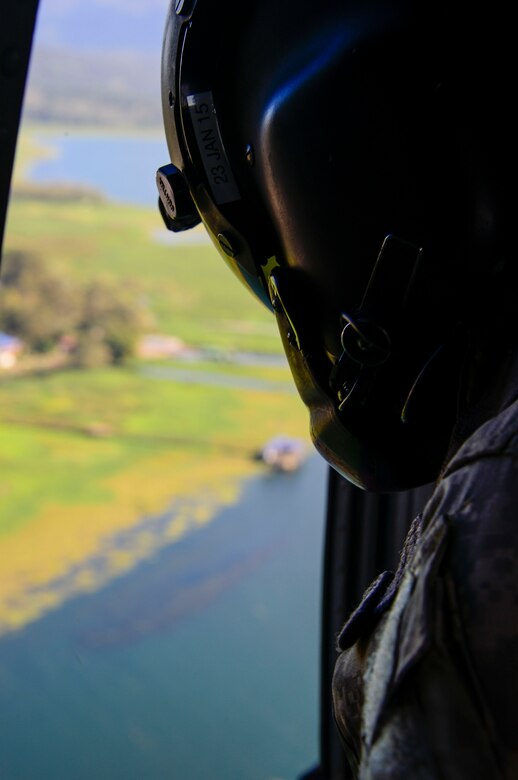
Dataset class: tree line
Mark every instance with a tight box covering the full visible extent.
[0,251,149,368]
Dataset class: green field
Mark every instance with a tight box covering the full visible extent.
[0,364,307,535]
[0,129,311,634]
[5,197,282,354]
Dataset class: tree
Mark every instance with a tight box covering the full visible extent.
[0,251,80,352]
[0,251,150,366]
[76,279,149,365]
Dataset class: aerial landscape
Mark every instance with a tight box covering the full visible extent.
[0,3,323,779]
[1,0,311,636]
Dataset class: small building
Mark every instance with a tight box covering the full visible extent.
[260,436,307,472]
[0,333,23,369]
[138,334,189,359]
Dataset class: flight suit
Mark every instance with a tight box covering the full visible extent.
[333,393,518,779]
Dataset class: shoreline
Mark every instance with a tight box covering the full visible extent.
[13,122,166,186]
[0,450,261,637]
[2,126,310,639]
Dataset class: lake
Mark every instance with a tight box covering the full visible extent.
[4,131,330,778]
[0,455,327,779]
[30,133,172,208]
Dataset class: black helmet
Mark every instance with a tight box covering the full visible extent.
[157,0,513,491]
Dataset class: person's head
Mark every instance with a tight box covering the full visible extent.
[157,0,514,491]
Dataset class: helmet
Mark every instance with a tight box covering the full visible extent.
[157,0,513,491]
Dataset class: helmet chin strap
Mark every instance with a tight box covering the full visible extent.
[332,233,466,430]
[339,313,391,367]
[337,233,423,363]
[347,233,424,352]
[331,234,423,409]
[268,243,458,490]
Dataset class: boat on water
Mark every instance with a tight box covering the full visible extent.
[260,436,307,472]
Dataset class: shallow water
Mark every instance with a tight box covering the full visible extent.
[0,455,327,780]
[30,133,170,208]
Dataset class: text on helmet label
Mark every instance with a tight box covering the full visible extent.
[187,91,240,205]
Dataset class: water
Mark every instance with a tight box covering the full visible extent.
[140,364,296,393]
[0,456,328,780]
[30,134,170,208]
[14,131,329,778]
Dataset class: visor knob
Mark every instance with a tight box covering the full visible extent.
[156,163,201,232]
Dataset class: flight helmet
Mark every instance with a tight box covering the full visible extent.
[157,0,512,491]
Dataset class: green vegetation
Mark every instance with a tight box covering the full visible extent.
[0,128,311,634]
[0,366,307,536]
[4,194,281,354]
[1,251,147,362]
[24,47,162,129]
[1,163,303,489]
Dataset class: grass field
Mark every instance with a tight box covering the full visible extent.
[5,196,282,354]
[0,127,312,634]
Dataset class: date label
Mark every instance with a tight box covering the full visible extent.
[187,91,240,205]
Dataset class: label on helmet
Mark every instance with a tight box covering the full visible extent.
[187,91,240,205]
